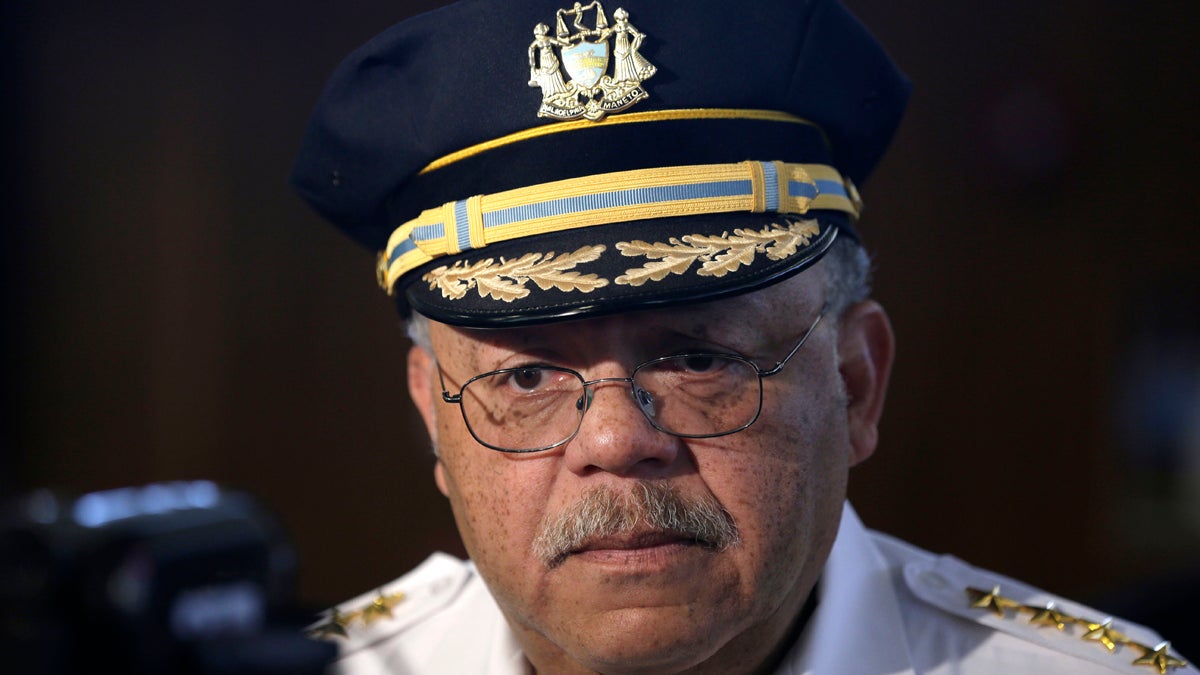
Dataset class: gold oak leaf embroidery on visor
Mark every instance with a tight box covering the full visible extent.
[422,245,609,302]
[614,219,820,287]
[418,221,820,302]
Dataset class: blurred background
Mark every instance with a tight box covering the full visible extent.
[4,0,1198,653]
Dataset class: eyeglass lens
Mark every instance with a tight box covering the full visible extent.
[457,356,763,452]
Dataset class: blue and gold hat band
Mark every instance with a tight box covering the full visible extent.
[379,159,858,293]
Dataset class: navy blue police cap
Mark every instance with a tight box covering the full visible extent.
[291,0,910,327]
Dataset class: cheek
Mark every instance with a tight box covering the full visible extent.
[697,369,850,582]
[438,449,579,639]
[436,422,551,589]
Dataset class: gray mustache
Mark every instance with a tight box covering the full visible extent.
[532,481,740,568]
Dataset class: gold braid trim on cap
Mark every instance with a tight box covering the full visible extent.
[381,160,854,294]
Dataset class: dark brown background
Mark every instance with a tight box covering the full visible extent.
[5,0,1198,646]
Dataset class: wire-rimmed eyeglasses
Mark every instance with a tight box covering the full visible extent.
[438,305,827,453]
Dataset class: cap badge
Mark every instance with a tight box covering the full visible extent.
[527,2,657,121]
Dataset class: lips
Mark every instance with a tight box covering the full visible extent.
[567,529,712,567]
[576,529,696,552]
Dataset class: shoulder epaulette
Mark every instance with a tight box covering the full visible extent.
[904,554,1192,673]
[306,552,472,648]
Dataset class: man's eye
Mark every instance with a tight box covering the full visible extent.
[681,355,720,373]
[510,368,547,392]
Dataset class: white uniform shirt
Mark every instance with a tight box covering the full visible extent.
[315,504,1195,674]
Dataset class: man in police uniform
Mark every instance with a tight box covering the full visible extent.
[290,0,1195,672]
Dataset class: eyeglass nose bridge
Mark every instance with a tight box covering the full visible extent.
[577,376,658,421]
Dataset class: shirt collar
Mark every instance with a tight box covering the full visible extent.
[778,502,917,675]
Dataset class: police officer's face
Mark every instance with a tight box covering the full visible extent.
[408,266,891,672]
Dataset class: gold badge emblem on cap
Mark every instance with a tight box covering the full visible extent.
[528,2,657,121]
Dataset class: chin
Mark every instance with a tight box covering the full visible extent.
[554,605,733,674]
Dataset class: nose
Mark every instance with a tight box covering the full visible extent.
[563,377,682,477]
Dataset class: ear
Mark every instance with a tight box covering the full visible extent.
[407,344,438,440]
[835,300,895,467]
[408,345,451,496]
[433,460,450,497]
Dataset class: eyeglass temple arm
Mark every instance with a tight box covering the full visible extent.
[436,363,463,403]
[759,303,828,378]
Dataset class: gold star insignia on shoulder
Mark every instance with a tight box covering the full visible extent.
[1082,618,1128,653]
[1132,642,1189,674]
[361,590,405,625]
[1026,602,1072,631]
[967,585,1021,617]
[962,585,1188,672]
[307,608,349,639]
[308,589,407,639]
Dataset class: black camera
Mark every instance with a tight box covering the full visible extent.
[0,481,334,674]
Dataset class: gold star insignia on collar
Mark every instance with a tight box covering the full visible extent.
[1133,642,1189,674]
[967,585,1021,618]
